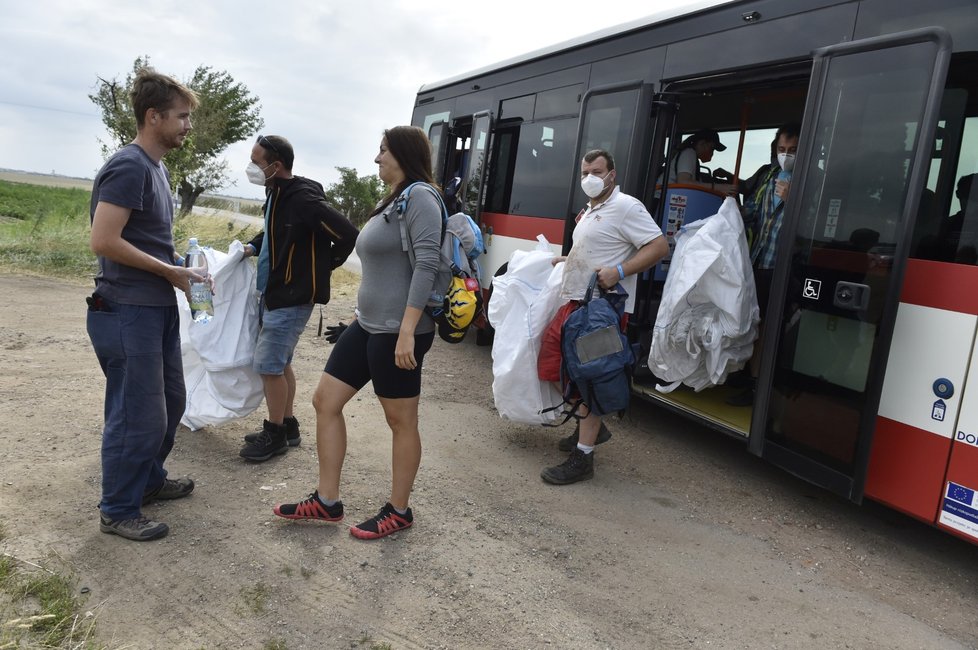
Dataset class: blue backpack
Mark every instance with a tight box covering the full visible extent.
[395,181,485,340]
[557,273,637,418]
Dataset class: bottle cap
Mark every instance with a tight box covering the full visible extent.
[189,237,198,246]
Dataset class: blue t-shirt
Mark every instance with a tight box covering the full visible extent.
[90,144,177,306]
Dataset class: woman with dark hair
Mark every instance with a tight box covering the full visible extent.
[273,126,441,540]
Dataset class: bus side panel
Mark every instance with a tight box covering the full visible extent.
[938,313,978,543]
[865,417,951,521]
[662,3,858,80]
[939,444,978,543]
[865,261,978,522]
[480,212,565,281]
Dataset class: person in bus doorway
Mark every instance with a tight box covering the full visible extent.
[658,129,735,192]
[540,149,669,485]
[273,126,440,539]
[727,123,801,406]
[88,67,202,541]
[238,135,359,461]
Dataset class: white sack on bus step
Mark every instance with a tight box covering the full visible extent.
[650,197,760,392]
[176,240,264,430]
[489,236,564,425]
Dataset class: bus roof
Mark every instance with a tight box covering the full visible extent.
[417,0,740,94]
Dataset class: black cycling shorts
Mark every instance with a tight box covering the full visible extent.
[324,320,435,399]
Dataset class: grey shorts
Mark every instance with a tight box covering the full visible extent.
[252,303,315,375]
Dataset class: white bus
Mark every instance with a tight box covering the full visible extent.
[411,0,978,546]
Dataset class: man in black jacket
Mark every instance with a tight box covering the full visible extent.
[239,135,359,461]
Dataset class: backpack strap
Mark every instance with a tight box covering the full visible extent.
[395,182,449,270]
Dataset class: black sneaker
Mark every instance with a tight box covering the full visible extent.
[245,415,301,447]
[541,448,595,485]
[557,421,612,452]
[239,420,288,462]
[350,502,413,540]
[142,477,195,505]
[273,491,344,522]
[99,514,169,541]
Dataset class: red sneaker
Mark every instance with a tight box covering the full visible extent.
[350,502,413,540]
[273,491,343,522]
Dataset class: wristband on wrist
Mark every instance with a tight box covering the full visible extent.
[174,255,185,267]
[616,264,625,280]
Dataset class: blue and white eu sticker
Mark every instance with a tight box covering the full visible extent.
[939,481,978,540]
[932,399,946,421]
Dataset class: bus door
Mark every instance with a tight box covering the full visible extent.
[749,29,952,501]
[426,120,449,185]
[569,81,656,252]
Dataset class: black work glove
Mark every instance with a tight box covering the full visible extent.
[324,322,348,344]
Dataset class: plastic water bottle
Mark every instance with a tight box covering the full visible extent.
[185,237,213,324]
[773,170,792,209]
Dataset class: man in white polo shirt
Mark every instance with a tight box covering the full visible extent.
[541,149,669,485]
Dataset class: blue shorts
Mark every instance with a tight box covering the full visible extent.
[253,303,315,375]
[324,320,434,399]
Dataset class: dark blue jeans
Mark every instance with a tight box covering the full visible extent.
[87,298,185,520]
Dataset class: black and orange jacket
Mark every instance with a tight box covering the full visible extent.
[248,176,358,311]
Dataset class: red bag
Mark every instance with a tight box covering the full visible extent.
[537,300,580,381]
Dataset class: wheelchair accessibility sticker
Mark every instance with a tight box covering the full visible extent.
[802,279,822,300]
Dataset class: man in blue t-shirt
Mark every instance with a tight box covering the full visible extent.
[88,67,203,541]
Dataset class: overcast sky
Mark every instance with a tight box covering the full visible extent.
[1,0,707,200]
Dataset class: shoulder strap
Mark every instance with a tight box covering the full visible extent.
[395,182,449,269]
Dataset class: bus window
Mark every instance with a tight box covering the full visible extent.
[508,118,577,218]
[484,125,519,214]
[421,111,451,138]
[910,58,978,265]
[535,85,581,120]
[711,128,777,187]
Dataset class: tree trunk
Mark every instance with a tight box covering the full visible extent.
[177,182,205,216]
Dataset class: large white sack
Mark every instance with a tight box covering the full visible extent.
[490,238,564,424]
[177,241,264,430]
[650,197,760,392]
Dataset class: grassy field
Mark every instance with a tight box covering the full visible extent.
[0,178,259,282]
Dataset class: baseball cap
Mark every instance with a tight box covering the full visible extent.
[689,129,727,152]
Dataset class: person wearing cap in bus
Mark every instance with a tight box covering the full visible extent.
[539,149,669,485]
[659,128,732,191]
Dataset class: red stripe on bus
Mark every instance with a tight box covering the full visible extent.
[481,212,565,243]
[865,416,950,524]
[901,259,978,315]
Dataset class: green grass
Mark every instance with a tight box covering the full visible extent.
[0,553,104,649]
[0,180,258,281]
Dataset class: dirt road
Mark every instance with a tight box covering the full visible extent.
[1,273,976,649]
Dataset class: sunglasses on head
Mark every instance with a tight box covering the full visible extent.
[256,135,282,159]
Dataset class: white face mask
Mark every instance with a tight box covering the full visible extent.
[246,161,272,186]
[581,173,609,199]
[777,153,796,172]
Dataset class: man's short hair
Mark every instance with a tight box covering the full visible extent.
[583,149,615,171]
[776,123,802,143]
[130,67,199,128]
[256,135,295,171]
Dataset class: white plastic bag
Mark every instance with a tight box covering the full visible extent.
[177,240,264,430]
[649,197,760,392]
[490,236,564,424]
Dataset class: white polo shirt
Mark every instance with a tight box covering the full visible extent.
[559,186,663,313]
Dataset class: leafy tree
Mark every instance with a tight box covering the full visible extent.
[323,167,385,227]
[90,56,263,214]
